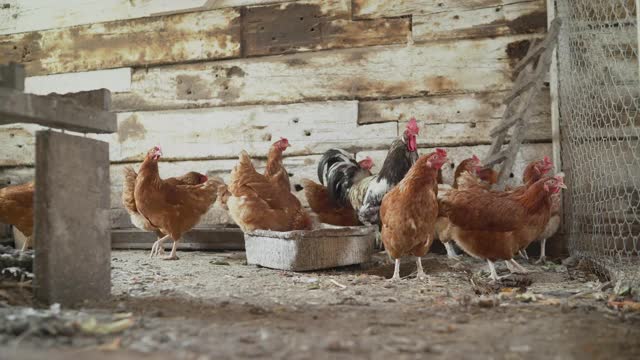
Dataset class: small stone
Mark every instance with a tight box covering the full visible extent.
[210,260,230,266]
[385,297,398,303]
[477,295,498,308]
[325,339,353,352]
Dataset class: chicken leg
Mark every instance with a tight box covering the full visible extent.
[163,240,179,261]
[444,242,461,260]
[487,260,501,281]
[535,238,547,264]
[20,236,32,252]
[519,250,529,260]
[390,258,401,281]
[505,259,528,274]
[150,235,171,258]
[415,256,428,281]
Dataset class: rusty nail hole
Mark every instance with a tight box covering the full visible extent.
[456,110,461,114]
[450,163,455,169]
[304,130,311,136]
[496,6,502,12]
[260,26,264,31]
[292,118,299,124]
[438,3,444,6]
[17,144,23,148]
[453,15,460,20]
[13,45,17,50]
[288,172,294,177]
[509,173,515,178]
[224,86,229,90]
[271,36,276,41]
[299,17,304,21]
[294,184,303,192]
[310,28,315,32]
[469,122,477,128]
[2,4,10,9]
[186,89,192,95]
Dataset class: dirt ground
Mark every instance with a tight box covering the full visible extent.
[1,249,640,359]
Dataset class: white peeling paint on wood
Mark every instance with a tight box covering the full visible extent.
[360,90,551,144]
[0,0,292,36]
[24,68,132,95]
[356,142,553,186]
[0,101,398,166]
[113,35,535,111]
[353,0,535,19]
[413,0,546,42]
[1,8,241,76]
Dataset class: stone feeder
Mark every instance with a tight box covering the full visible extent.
[245,225,376,271]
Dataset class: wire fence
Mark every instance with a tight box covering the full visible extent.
[557,0,640,291]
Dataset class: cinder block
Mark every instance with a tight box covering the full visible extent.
[245,225,376,271]
[34,131,111,306]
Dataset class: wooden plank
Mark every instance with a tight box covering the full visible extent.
[0,87,116,133]
[45,89,111,111]
[0,101,396,165]
[0,62,24,90]
[25,68,131,95]
[0,0,290,35]
[0,8,241,76]
[243,2,409,56]
[360,91,551,144]
[413,0,546,42]
[113,35,534,111]
[353,0,540,19]
[356,142,553,187]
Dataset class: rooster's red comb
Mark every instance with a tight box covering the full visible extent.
[406,117,419,134]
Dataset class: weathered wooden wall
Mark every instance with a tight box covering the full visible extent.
[0,0,553,229]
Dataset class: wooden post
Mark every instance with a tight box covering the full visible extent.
[547,0,562,174]
[33,131,111,306]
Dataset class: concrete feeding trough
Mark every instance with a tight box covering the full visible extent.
[244,225,376,271]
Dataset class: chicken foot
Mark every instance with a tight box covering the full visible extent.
[504,259,528,274]
[444,242,461,260]
[535,238,547,264]
[163,240,180,261]
[150,235,171,258]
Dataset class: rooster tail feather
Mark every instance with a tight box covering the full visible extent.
[317,148,357,185]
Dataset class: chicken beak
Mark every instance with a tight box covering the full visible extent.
[559,182,568,189]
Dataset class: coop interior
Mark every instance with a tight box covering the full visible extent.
[0,0,639,359]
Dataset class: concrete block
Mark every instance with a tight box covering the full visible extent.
[245,225,376,271]
[34,131,111,306]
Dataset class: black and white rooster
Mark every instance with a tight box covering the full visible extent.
[317,118,420,242]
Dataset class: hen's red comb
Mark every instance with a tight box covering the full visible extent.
[435,148,447,157]
[406,117,419,134]
[472,154,480,163]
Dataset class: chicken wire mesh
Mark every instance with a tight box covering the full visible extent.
[556,0,640,290]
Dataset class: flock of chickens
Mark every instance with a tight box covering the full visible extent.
[0,117,565,281]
